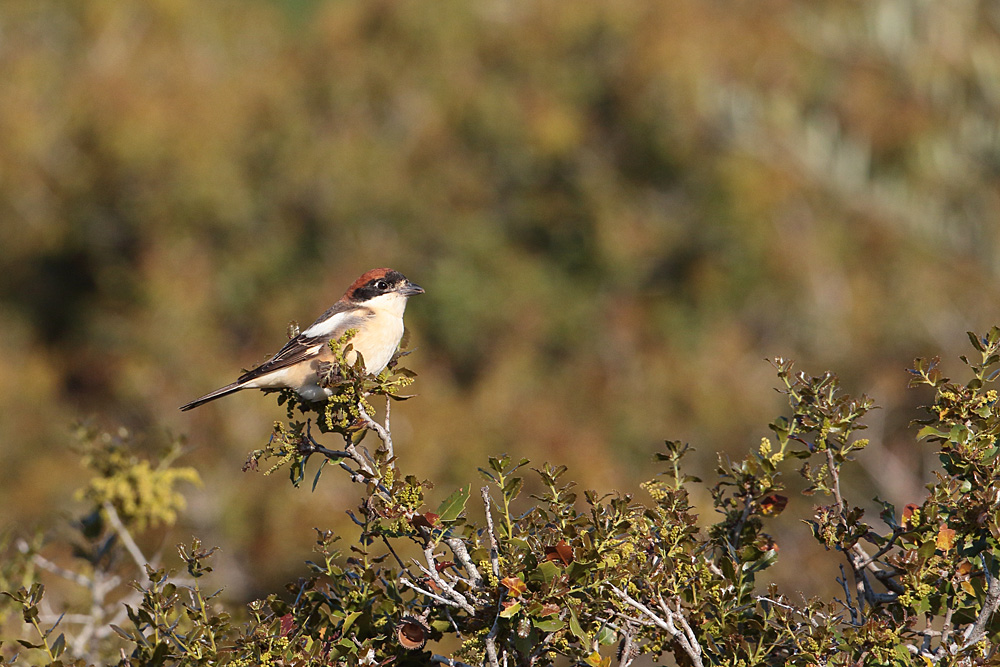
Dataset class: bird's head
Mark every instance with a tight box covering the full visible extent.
[344,268,424,306]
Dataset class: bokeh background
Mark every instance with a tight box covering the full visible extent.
[3,0,1000,605]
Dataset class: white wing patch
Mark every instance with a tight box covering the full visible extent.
[303,309,365,338]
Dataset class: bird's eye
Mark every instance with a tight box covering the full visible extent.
[375,280,389,291]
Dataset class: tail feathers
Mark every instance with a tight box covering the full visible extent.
[179,382,243,411]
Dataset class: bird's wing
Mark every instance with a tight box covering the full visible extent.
[236,306,370,384]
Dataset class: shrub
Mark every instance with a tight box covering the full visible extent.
[4,329,1000,666]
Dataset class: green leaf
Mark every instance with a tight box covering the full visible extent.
[532,617,566,632]
[499,601,521,618]
[489,456,510,474]
[568,606,586,642]
[51,633,65,658]
[503,477,524,503]
[916,425,948,440]
[342,610,363,634]
[437,484,471,522]
[527,561,562,585]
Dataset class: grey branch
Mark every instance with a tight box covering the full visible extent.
[445,537,484,590]
[963,564,1000,649]
[430,655,474,667]
[481,487,501,580]
[609,585,703,667]
[357,400,393,463]
[102,502,154,571]
[415,545,476,614]
[400,577,464,608]
[618,622,637,667]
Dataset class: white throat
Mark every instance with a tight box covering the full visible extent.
[364,291,409,318]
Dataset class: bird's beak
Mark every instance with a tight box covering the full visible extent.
[400,281,425,296]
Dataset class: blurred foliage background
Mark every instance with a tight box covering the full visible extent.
[2,0,1000,605]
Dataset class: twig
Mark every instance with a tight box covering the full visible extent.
[484,609,502,667]
[837,563,859,625]
[445,537,484,589]
[381,536,407,570]
[481,487,501,580]
[415,545,476,614]
[430,655,474,667]
[609,585,703,667]
[18,540,91,588]
[618,622,637,667]
[357,401,393,463]
[102,502,152,571]
[754,596,829,626]
[963,563,1000,648]
[399,577,465,609]
[854,528,905,570]
[939,604,955,654]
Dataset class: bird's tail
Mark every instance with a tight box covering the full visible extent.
[179,382,243,411]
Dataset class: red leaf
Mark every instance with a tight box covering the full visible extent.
[544,540,574,565]
[538,602,560,617]
[759,494,788,516]
[936,525,956,551]
[501,576,527,597]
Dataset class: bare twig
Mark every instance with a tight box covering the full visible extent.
[445,537,484,590]
[399,577,465,609]
[415,545,476,614]
[609,585,703,667]
[963,564,1000,649]
[102,502,152,571]
[18,540,91,588]
[300,423,376,483]
[484,610,502,667]
[482,487,501,580]
[430,655,474,667]
[939,604,955,654]
[618,622,638,667]
[357,401,393,463]
[754,596,829,626]
[836,563,859,625]
[854,528,905,570]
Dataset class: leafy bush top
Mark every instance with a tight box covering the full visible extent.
[4,329,1000,666]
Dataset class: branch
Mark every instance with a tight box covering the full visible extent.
[430,655,474,667]
[400,577,465,609]
[415,545,476,614]
[617,622,638,667]
[301,420,376,482]
[18,540,91,588]
[609,585,703,667]
[102,502,153,571]
[481,486,501,580]
[963,565,1000,649]
[358,400,393,464]
[853,528,906,570]
[445,537,484,590]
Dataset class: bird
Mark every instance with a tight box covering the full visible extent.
[180,268,424,411]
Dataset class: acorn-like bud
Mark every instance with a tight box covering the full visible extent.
[396,615,430,651]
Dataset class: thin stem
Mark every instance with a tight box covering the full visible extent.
[482,487,501,580]
[102,502,152,571]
